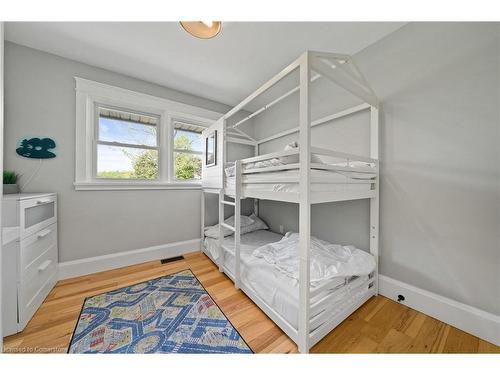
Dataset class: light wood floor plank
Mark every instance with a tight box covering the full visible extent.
[442,326,479,353]
[375,328,414,353]
[407,316,446,353]
[3,251,497,354]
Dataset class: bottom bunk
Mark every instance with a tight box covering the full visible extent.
[202,224,377,350]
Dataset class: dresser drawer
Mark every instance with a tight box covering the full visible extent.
[19,270,57,331]
[19,243,58,313]
[20,195,57,239]
[20,223,57,274]
[1,240,19,336]
[2,193,59,335]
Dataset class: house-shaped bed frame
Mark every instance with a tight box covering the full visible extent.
[201,51,379,353]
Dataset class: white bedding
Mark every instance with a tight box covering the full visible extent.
[203,230,375,330]
[224,141,375,179]
[225,169,374,193]
[225,170,371,194]
[253,232,376,283]
[225,160,376,179]
[224,158,376,194]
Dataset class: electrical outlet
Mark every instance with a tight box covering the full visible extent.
[279,225,284,234]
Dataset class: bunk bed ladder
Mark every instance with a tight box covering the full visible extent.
[218,160,242,289]
[218,189,225,274]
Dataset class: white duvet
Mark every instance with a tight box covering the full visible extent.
[225,141,376,180]
[205,231,372,330]
[253,232,376,284]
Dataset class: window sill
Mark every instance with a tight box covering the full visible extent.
[74,181,202,191]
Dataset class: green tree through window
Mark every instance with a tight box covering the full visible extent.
[129,150,158,179]
[123,131,201,180]
[173,132,202,180]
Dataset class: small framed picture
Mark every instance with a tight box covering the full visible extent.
[205,131,217,167]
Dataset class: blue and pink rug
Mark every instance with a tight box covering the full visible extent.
[68,269,252,353]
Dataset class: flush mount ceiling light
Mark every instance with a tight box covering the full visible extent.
[180,21,222,39]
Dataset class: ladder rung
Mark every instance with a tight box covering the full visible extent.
[221,200,236,206]
[221,222,236,231]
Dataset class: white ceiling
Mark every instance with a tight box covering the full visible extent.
[5,22,405,106]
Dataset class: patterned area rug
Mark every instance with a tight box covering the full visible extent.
[68,269,252,353]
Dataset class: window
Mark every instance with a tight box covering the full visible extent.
[96,106,160,180]
[74,78,221,190]
[173,121,203,181]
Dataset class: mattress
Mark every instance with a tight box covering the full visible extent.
[225,168,375,193]
[203,230,370,331]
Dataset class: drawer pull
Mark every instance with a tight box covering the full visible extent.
[36,199,52,205]
[37,229,52,239]
[38,260,52,272]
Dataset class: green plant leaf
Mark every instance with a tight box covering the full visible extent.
[3,170,18,184]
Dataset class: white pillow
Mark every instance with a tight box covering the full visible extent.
[278,141,323,164]
[240,213,269,235]
[204,214,268,239]
[204,215,255,239]
[278,142,299,164]
[225,215,254,227]
[225,164,236,177]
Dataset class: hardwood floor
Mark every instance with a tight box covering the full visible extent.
[4,251,499,354]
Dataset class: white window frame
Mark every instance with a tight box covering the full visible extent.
[94,103,161,181]
[74,77,221,190]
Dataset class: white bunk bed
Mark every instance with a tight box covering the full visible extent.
[200,50,380,353]
[223,147,377,203]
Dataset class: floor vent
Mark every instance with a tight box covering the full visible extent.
[160,255,185,264]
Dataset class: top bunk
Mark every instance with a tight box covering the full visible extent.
[223,145,378,204]
[201,50,380,204]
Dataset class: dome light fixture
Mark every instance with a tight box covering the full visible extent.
[180,21,222,39]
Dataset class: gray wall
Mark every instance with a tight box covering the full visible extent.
[371,23,499,316]
[3,42,233,263]
[253,23,500,315]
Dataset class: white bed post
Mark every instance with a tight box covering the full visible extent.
[298,51,312,353]
[369,106,380,294]
[218,189,225,273]
[254,144,259,217]
[201,190,205,253]
[223,131,228,165]
[218,120,227,273]
[234,160,242,289]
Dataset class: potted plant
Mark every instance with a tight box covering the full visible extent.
[3,170,20,194]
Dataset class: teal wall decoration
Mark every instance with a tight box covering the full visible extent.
[16,138,56,159]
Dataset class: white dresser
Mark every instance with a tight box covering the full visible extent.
[2,193,58,336]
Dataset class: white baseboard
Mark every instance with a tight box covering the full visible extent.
[379,274,500,346]
[58,238,201,280]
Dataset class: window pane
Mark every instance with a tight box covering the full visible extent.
[174,152,202,180]
[99,107,158,147]
[173,129,203,153]
[97,144,158,179]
